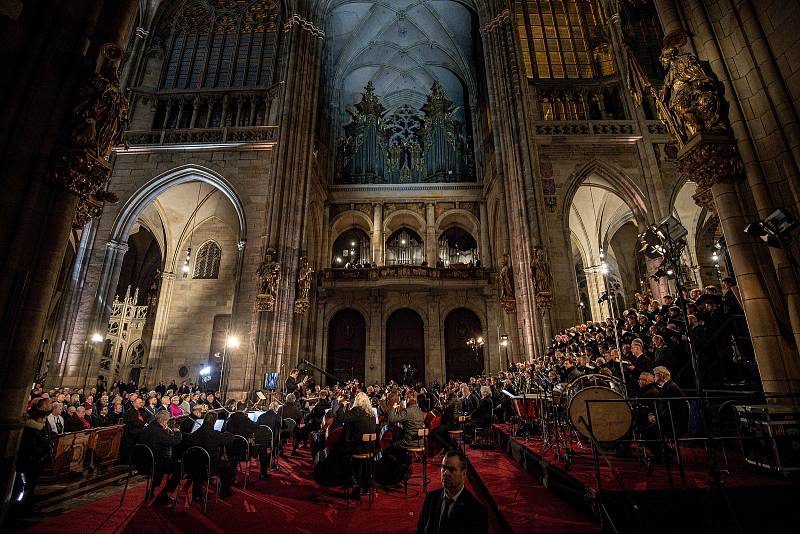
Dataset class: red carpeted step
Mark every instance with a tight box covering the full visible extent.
[468,447,600,534]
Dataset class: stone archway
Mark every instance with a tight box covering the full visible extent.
[443,307,483,381]
[386,308,425,384]
[326,309,367,385]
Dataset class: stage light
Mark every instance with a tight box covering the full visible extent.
[226,335,240,349]
[599,249,605,259]
[666,268,674,276]
[336,257,342,263]
[401,239,407,245]
[601,261,609,275]
[350,241,356,247]
[90,333,104,343]
[199,366,211,376]
[499,335,509,348]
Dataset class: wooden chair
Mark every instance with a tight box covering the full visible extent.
[402,428,429,499]
[350,433,377,510]
[448,416,467,453]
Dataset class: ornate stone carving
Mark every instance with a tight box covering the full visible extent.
[256,248,281,312]
[283,13,325,39]
[53,43,128,226]
[74,190,118,229]
[354,203,372,216]
[499,254,516,314]
[675,135,743,190]
[530,246,553,309]
[294,257,314,315]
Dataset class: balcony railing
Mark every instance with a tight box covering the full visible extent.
[531,119,669,138]
[125,125,279,146]
[319,265,491,284]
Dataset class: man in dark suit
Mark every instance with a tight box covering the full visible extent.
[137,411,183,505]
[186,412,235,501]
[256,402,281,478]
[225,401,259,438]
[277,393,304,456]
[417,450,488,534]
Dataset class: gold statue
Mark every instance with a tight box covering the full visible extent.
[71,44,129,158]
[658,47,725,145]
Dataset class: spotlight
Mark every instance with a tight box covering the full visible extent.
[601,261,609,275]
[350,241,356,247]
[200,366,212,376]
[90,333,104,343]
[666,268,674,276]
[599,249,605,259]
[499,335,509,348]
[401,239,407,245]
[226,335,240,349]
[336,257,342,263]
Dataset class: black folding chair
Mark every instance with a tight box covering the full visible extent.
[121,443,154,506]
[180,446,218,513]
[227,435,251,490]
[255,425,275,470]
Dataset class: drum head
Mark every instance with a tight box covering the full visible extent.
[568,386,632,442]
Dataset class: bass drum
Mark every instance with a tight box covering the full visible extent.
[565,374,631,442]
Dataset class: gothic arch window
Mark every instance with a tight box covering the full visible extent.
[515,0,605,79]
[193,241,222,279]
[161,0,280,91]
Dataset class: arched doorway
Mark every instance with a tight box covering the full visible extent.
[327,309,367,385]
[444,308,483,381]
[386,308,425,384]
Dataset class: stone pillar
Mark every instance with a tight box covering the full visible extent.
[653,0,689,47]
[372,203,383,265]
[189,95,201,128]
[479,201,491,268]
[0,0,138,521]
[426,202,437,266]
[146,272,175,386]
[677,135,800,394]
[583,266,609,321]
[255,7,326,384]
[366,291,383,383]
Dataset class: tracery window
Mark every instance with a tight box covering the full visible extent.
[161,0,280,90]
[193,241,222,279]
[516,0,605,80]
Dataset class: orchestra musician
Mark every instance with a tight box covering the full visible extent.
[185,412,235,501]
[296,389,331,450]
[138,411,182,505]
[429,388,462,452]
[463,386,493,439]
[277,393,304,456]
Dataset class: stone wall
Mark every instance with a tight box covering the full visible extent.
[62,147,274,391]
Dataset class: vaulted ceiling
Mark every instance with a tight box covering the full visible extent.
[324,0,479,132]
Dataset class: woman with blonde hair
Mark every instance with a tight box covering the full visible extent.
[339,391,376,498]
[168,395,184,417]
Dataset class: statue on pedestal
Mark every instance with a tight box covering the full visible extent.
[294,257,314,315]
[256,248,280,312]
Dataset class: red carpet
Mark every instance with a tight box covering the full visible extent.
[468,447,599,534]
[24,448,507,534]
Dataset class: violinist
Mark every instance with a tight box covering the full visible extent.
[297,389,331,450]
[429,389,462,452]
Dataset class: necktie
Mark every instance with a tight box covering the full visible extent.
[439,496,455,530]
[56,419,63,433]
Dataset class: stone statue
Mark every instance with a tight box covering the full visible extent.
[657,47,725,145]
[499,253,514,300]
[256,248,281,312]
[294,257,314,314]
[530,246,553,296]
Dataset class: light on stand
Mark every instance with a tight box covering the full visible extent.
[226,335,240,349]
[90,333,104,343]
[499,335,509,348]
[199,365,211,376]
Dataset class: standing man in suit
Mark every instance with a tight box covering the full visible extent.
[416,450,488,534]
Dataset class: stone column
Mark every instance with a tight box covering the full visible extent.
[583,266,608,321]
[479,201,491,268]
[677,135,800,394]
[426,202,437,266]
[653,0,689,47]
[372,202,383,265]
[0,0,138,521]
[366,291,383,383]
[146,272,175,386]
[255,5,326,384]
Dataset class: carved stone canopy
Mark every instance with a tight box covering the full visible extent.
[675,133,743,211]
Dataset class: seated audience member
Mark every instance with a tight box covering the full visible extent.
[46,403,65,435]
[168,396,184,417]
[143,395,159,423]
[203,392,223,410]
[65,406,90,432]
[186,412,235,501]
[137,411,183,505]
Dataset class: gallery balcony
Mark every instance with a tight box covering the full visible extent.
[317,265,492,290]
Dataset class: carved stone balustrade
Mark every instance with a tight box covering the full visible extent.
[318,266,492,289]
[530,120,670,141]
[125,125,279,146]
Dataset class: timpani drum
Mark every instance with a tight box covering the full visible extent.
[565,374,632,442]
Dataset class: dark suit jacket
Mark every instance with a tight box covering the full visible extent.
[225,411,259,437]
[186,424,234,461]
[416,487,488,534]
[470,397,493,428]
[138,423,182,467]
